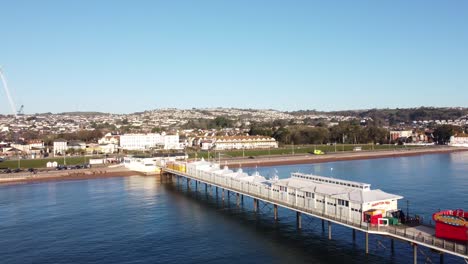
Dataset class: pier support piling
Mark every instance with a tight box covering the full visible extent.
[413,244,417,264]
[274,205,278,220]
[439,253,444,264]
[352,229,356,241]
[222,189,225,201]
[328,221,331,240]
[365,233,369,254]
[296,212,302,229]
[253,199,258,212]
[391,239,394,253]
[241,195,244,203]
[236,193,240,206]
[322,219,325,232]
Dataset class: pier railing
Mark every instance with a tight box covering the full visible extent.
[164,168,468,258]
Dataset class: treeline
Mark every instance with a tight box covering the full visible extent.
[41,130,104,145]
[249,121,390,145]
[182,116,237,129]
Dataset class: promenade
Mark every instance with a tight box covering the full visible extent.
[221,146,468,167]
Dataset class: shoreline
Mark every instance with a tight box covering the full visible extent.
[1,147,467,186]
[223,146,468,168]
[0,167,144,186]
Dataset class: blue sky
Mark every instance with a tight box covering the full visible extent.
[1,0,467,114]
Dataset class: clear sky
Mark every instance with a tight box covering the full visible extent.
[1,0,467,114]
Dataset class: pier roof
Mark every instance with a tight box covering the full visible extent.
[276,177,403,204]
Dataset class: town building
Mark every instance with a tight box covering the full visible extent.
[390,130,413,141]
[202,136,278,150]
[98,133,120,145]
[449,134,468,147]
[120,133,181,150]
[53,139,68,156]
[68,140,86,151]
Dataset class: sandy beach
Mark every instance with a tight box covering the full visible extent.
[0,166,144,186]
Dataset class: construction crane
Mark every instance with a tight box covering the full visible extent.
[17,105,24,116]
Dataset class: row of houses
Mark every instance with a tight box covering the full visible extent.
[0,140,46,158]
[194,136,278,150]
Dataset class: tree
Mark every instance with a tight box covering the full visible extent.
[365,126,388,144]
[433,125,460,145]
[272,127,291,144]
[249,126,273,137]
[211,116,233,128]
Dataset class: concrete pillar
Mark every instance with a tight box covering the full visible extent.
[413,244,417,264]
[254,199,258,212]
[222,189,225,201]
[274,205,278,220]
[328,221,331,240]
[365,232,369,254]
[352,229,356,241]
[297,212,302,229]
[236,193,240,206]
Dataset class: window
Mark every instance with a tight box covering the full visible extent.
[338,199,350,207]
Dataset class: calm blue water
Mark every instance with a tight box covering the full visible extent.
[0,152,467,264]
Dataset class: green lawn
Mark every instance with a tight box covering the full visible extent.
[188,144,429,159]
[0,156,93,169]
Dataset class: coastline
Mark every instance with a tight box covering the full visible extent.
[223,146,468,168]
[2,147,467,186]
[0,167,144,186]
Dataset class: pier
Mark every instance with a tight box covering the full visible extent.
[161,161,468,263]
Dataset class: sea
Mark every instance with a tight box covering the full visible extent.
[0,152,467,264]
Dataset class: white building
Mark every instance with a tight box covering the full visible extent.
[100,143,118,154]
[120,133,180,150]
[212,136,278,150]
[449,134,468,147]
[53,139,68,156]
[164,134,181,149]
[98,133,120,145]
